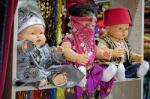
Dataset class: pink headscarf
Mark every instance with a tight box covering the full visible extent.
[70,16,97,65]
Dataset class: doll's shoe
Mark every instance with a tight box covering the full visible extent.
[52,72,68,86]
[78,66,86,87]
[101,63,117,82]
[137,60,149,77]
[116,63,125,81]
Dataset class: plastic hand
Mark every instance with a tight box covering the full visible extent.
[134,54,143,63]
[21,40,35,52]
[112,48,124,57]
[53,46,64,54]
[76,54,89,65]
[52,72,67,86]
[102,49,112,60]
[39,79,48,87]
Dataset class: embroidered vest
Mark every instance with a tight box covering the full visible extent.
[95,36,133,65]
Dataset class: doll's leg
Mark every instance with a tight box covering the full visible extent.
[102,63,117,82]
[116,63,125,81]
[137,60,149,77]
[77,66,86,87]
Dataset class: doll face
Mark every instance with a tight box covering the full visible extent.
[106,24,129,40]
[18,24,46,46]
[79,15,97,29]
[79,21,96,29]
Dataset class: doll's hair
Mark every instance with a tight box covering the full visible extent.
[69,3,97,17]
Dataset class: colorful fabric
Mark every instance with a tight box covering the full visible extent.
[103,7,132,26]
[96,35,132,65]
[70,16,97,65]
[0,0,18,98]
[75,64,103,99]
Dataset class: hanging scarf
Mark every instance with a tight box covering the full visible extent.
[70,16,97,65]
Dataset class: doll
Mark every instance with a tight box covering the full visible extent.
[16,1,84,88]
[61,3,113,99]
[96,7,149,87]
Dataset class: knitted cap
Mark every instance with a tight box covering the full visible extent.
[103,7,132,26]
[18,0,45,33]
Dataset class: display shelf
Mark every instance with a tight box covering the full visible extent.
[10,0,144,98]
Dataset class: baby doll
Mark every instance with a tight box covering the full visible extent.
[96,7,149,82]
[16,1,84,88]
[61,3,112,99]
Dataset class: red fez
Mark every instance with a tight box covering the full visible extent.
[103,7,132,26]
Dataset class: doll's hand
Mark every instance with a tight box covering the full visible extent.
[134,54,143,63]
[112,48,124,57]
[21,40,35,51]
[102,49,112,60]
[39,79,48,87]
[53,46,64,54]
[76,54,89,65]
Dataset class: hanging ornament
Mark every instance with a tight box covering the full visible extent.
[56,0,63,45]
[38,0,54,46]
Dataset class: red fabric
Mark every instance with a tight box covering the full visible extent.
[70,16,96,65]
[103,7,132,26]
[0,0,18,98]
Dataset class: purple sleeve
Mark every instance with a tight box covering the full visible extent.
[62,37,74,45]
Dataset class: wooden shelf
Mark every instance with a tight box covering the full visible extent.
[14,85,55,92]
[94,0,110,4]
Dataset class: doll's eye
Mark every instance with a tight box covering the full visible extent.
[125,28,129,30]
[31,32,35,35]
[40,32,43,34]
[119,27,122,30]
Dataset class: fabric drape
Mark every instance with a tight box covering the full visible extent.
[0,0,18,98]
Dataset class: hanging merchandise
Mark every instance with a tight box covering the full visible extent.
[38,0,54,46]
[56,0,63,45]
[56,88,65,99]
[38,0,63,46]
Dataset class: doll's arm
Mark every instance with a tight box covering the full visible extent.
[111,48,124,57]
[131,51,143,63]
[38,44,65,64]
[96,47,124,60]
[53,46,64,54]
[61,42,89,65]
[96,47,112,60]
[96,40,124,59]
[17,40,35,53]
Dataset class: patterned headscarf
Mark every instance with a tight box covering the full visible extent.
[70,15,97,64]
